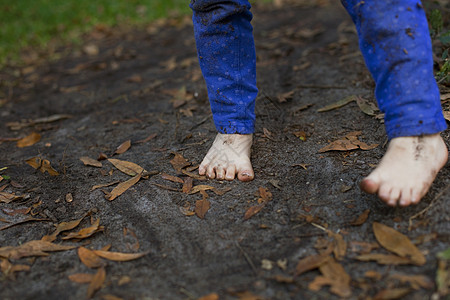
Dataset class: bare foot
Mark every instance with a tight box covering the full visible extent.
[360,134,448,207]
[199,133,254,181]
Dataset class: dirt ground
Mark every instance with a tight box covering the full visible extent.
[1,1,450,299]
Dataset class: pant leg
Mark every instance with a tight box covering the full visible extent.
[190,0,257,134]
[341,0,447,139]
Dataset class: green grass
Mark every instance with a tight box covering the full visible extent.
[0,0,191,65]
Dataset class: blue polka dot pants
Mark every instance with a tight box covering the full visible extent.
[191,0,447,139]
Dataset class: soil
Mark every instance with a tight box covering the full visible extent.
[1,1,450,299]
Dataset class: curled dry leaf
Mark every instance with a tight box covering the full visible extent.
[318,131,378,153]
[108,159,145,176]
[181,169,207,180]
[388,273,433,290]
[80,157,102,168]
[107,172,142,201]
[42,216,85,242]
[295,254,331,276]
[373,288,411,300]
[25,157,59,176]
[78,247,104,268]
[198,293,219,300]
[244,187,272,220]
[182,177,193,194]
[17,132,41,148]
[308,258,352,298]
[317,95,356,112]
[179,206,195,216]
[91,181,120,191]
[62,218,102,240]
[87,267,106,299]
[350,209,370,226]
[161,173,184,184]
[0,240,75,260]
[329,232,346,261]
[102,295,124,300]
[92,250,148,262]
[373,222,426,265]
[0,258,30,278]
[0,192,23,204]
[355,253,413,265]
[114,140,131,155]
[69,273,94,284]
[277,90,294,103]
[195,191,210,219]
[244,204,266,221]
[170,152,191,174]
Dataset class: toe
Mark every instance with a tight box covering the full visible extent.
[225,165,236,181]
[237,167,254,182]
[360,177,379,194]
[378,185,394,206]
[388,188,401,206]
[399,188,413,207]
[216,166,225,180]
[199,164,207,176]
[206,165,216,179]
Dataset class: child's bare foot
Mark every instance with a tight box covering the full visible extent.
[360,134,448,207]
[199,133,254,181]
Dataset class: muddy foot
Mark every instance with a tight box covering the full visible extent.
[199,133,254,181]
[360,134,448,206]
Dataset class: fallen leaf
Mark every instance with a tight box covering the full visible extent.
[295,254,331,276]
[263,128,275,140]
[388,273,433,290]
[161,173,184,184]
[0,192,23,203]
[308,258,352,298]
[182,177,193,194]
[244,187,273,220]
[0,258,30,278]
[355,253,413,265]
[244,204,266,220]
[153,183,181,192]
[170,152,191,174]
[6,114,72,130]
[91,181,120,191]
[80,157,102,168]
[115,140,131,155]
[181,169,207,180]
[135,133,157,144]
[373,222,426,265]
[87,267,106,299]
[318,131,378,153]
[62,218,103,240]
[92,250,148,261]
[0,240,75,260]
[107,173,142,201]
[233,291,265,300]
[277,90,294,103]
[78,247,104,268]
[42,216,85,242]
[293,130,307,141]
[364,270,382,280]
[195,191,210,219]
[373,288,411,300]
[69,273,94,283]
[25,157,59,176]
[17,132,41,148]
[198,293,219,300]
[107,159,146,176]
[436,259,449,296]
[127,74,142,83]
[179,206,195,216]
[330,232,346,261]
[350,241,380,254]
[317,95,356,112]
[356,96,378,116]
[350,209,370,226]
[118,276,131,286]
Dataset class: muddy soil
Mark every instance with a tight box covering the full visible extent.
[1,1,449,299]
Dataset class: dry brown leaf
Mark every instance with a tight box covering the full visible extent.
[441,93,450,101]
[127,74,142,83]
[198,293,219,300]
[78,247,104,268]
[62,218,102,240]
[234,291,265,300]
[91,181,120,191]
[7,114,72,131]
[350,241,380,254]
[182,177,193,194]
[373,222,426,265]
[317,95,356,112]
[80,157,102,168]
[118,275,131,286]
[87,267,106,299]
[153,183,181,192]
[181,169,207,180]
[188,185,215,194]
[0,192,23,204]
[295,254,331,276]
[170,152,191,174]
[0,240,75,260]
[114,140,131,155]
[355,253,413,265]
[101,295,123,300]
[330,232,346,261]
[42,216,85,242]
[135,133,157,144]
[195,191,210,219]
[277,90,294,103]
[259,187,273,203]
[69,273,95,284]
[373,288,411,300]
[161,173,184,184]
[350,209,370,226]
[92,250,148,261]
[179,206,195,216]
[0,258,30,278]
[107,159,146,176]
[244,204,266,220]
[365,270,383,280]
[388,273,433,290]
[17,132,41,148]
[318,131,378,153]
[443,111,450,122]
[25,157,59,176]
[107,173,142,201]
[356,96,378,116]
[308,258,352,298]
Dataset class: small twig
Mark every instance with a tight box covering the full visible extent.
[235,241,258,275]
[179,287,196,300]
[409,183,450,230]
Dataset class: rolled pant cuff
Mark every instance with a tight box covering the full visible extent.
[214,121,255,134]
[385,117,447,140]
